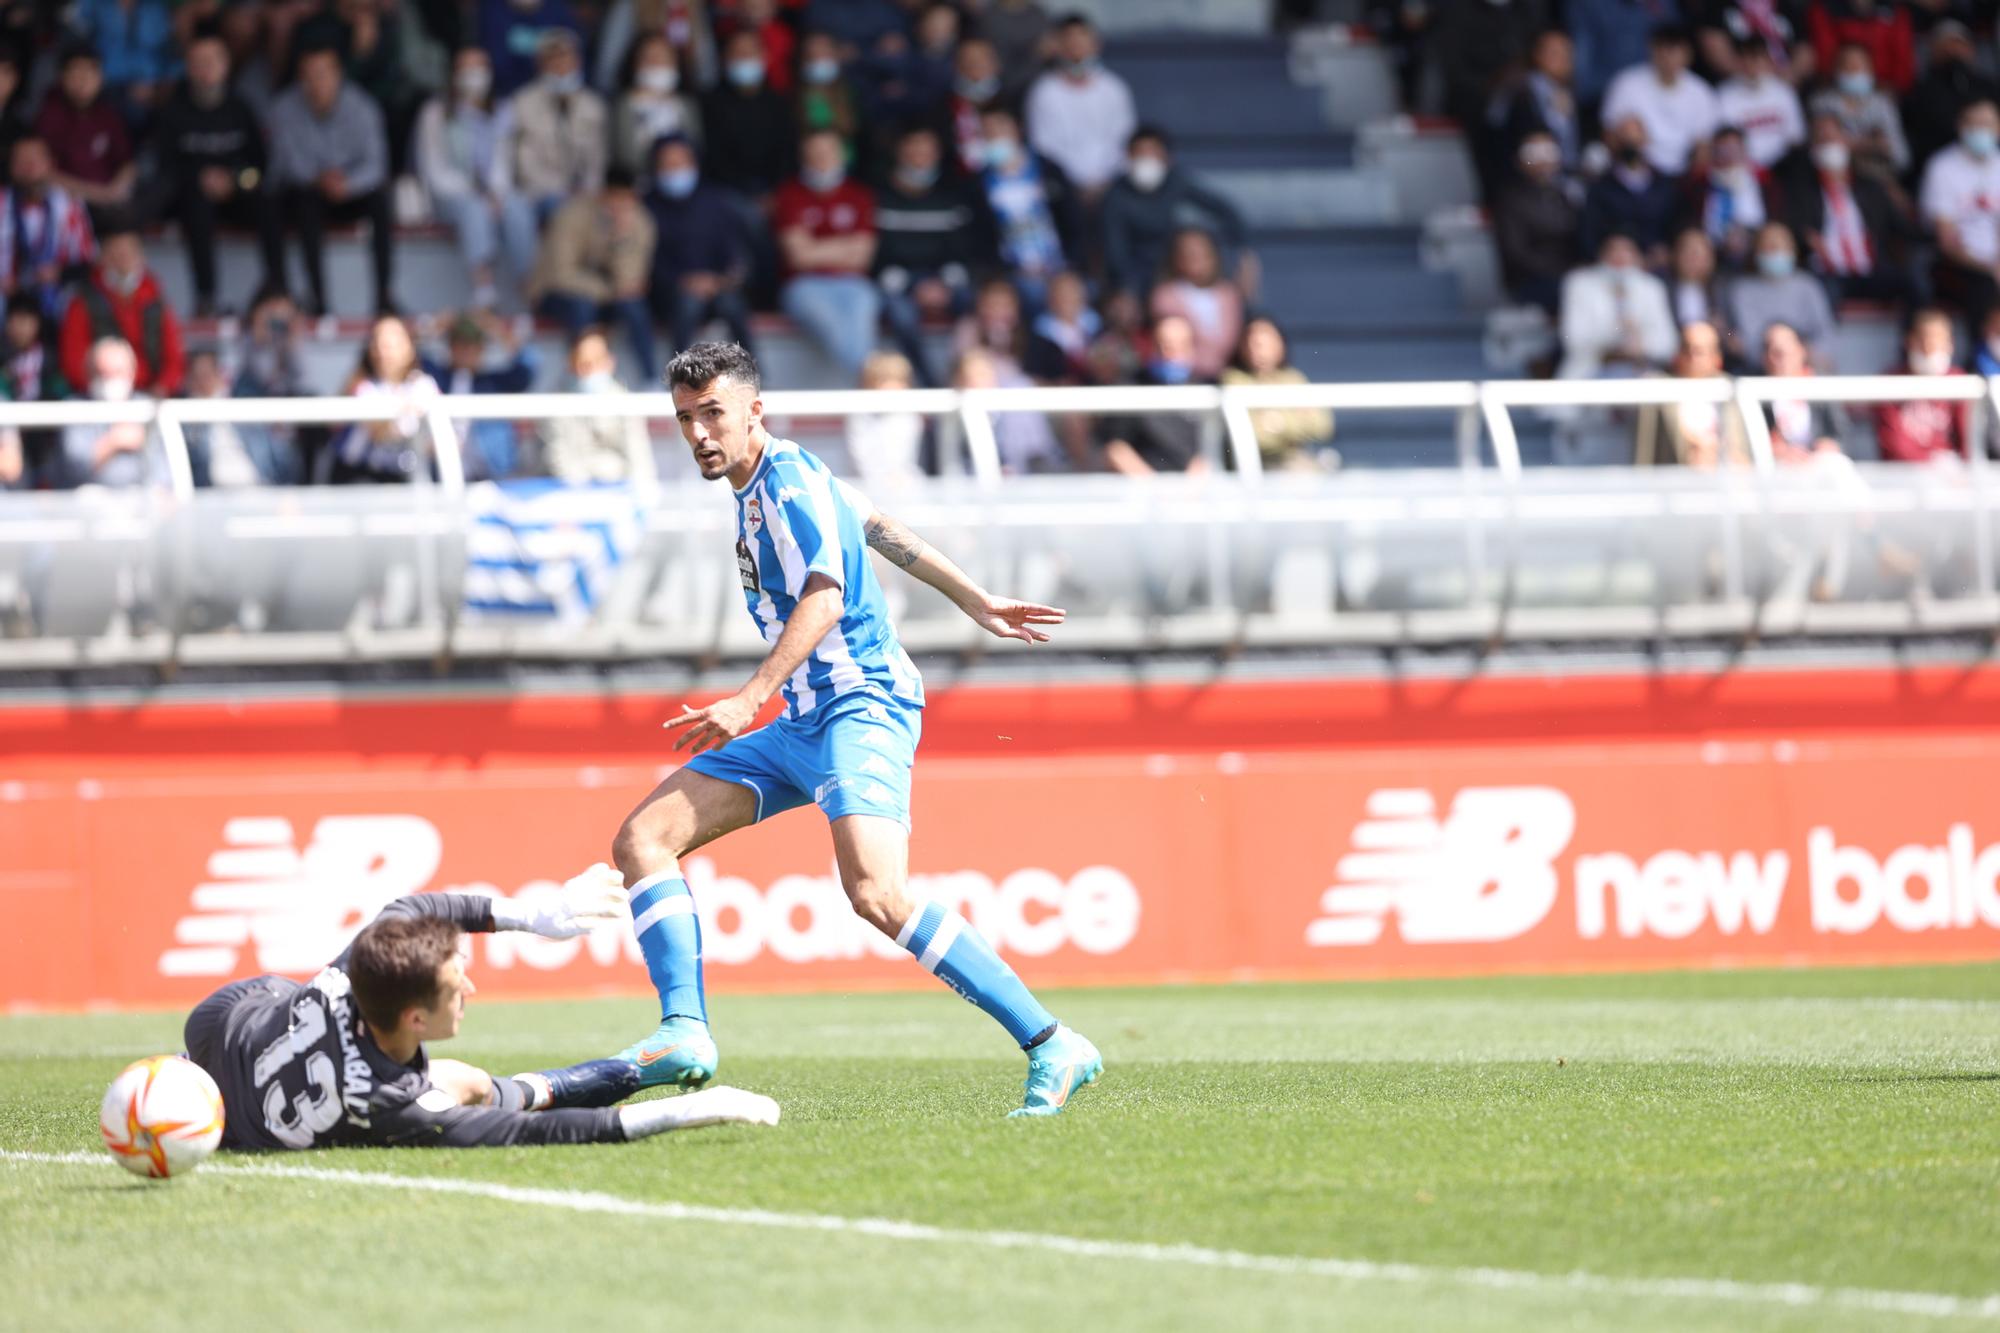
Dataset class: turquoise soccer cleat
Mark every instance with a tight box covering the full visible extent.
[616,1016,719,1090]
[1008,1025,1102,1118]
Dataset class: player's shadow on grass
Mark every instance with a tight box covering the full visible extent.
[1835,1072,2000,1083]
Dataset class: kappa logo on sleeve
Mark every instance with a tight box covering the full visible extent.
[159,816,444,978]
[1307,788,1575,947]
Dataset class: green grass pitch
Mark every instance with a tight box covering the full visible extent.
[4,965,1999,1331]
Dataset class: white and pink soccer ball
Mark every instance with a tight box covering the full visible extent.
[99,1055,225,1179]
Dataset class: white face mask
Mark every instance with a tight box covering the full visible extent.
[1910,349,1953,375]
[1811,142,1850,173]
[91,374,134,402]
[636,66,678,94]
[1128,156,1167,191]
[455,66,491,99]
[579,370,617,392]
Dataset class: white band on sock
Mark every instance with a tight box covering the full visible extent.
[894,901,933,950]
[632,894,695,937]
[629,869,681,898]
[918,911,963,974]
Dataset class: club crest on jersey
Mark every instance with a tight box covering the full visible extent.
[743,496,764,535]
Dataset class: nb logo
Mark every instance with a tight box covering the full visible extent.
[1306,788,1574,947]
[159,816,444,978]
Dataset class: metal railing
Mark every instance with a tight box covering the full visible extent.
[0,376,1995,669]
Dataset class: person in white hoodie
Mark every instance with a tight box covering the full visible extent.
[1558,230,1678,379]
[1717,35,1805,168]
[1601,24,1719,176]
[1024,14,1134,201]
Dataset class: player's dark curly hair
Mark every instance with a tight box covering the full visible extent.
[665,341,761,395]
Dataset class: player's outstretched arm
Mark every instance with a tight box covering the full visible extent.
[864,510,1066,644]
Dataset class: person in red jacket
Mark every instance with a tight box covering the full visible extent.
[1808,0,1913,95]
[59,223,184,398]
[1871,307,1972,462]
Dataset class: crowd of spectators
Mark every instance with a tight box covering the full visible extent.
[1453,1,2000,466]
[0,0,1336,491]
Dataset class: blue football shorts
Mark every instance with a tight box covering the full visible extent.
[683,690,922,829]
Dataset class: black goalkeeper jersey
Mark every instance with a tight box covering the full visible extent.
[185,893,623,1150]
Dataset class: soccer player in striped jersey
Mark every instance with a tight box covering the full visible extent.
[610,341,1101,1117]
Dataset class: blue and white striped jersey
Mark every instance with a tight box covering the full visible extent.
[732,437,925,718]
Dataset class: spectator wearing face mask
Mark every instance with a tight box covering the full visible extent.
[1680,126,1773,268]
[1494,131,1579,314]
[1101,126,1252,305]
[1808,41,1908,178]
[1873,307,1972,462]
[540,326,656,484]
[1726,221,1834,363]
[874,125,992,386]
[1781,113,1917,306]
[612,34,700,175]
[503,30,608,229]
[477,0,582,96]
[795,30,859,144]
[417,47,521,310]
[592,0,717,98]
[1902,20,1998,176]
[1094,313,1210,475]
[944,37,1005,173]
[645,134,754,355]
[953,275,1029,377]
[1601,25,1720,176]
[726,0,795,95]
[973,105,1082,308]
[1025,14,1135,202]
[1495,30,1583,184]
[1717,37,1805,167]
[1149,228,1245,382]
[60,225,185,400]
[1806,0,1912,98]
[61,337,159,488]
[1923,99,2000,325]
[1581,118,1680,261]
[1559,230,1679,379]
[775,128,880,378]
[703,28,797,203]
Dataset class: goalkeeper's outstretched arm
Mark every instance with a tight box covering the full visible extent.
[863,510,1066,644]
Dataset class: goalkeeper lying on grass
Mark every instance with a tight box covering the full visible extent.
[182,865,777,1149]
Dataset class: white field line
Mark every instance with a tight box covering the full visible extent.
[6,1150,1999,1321]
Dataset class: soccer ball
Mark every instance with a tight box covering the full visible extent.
[99,1055,225,1180]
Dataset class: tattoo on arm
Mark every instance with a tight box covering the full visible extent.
[865,514,928,569]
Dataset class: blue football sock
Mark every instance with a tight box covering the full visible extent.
[629,871,706,1024]
[897,902,1056,1049]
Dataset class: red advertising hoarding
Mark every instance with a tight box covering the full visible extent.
[5,670,1999,1010]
